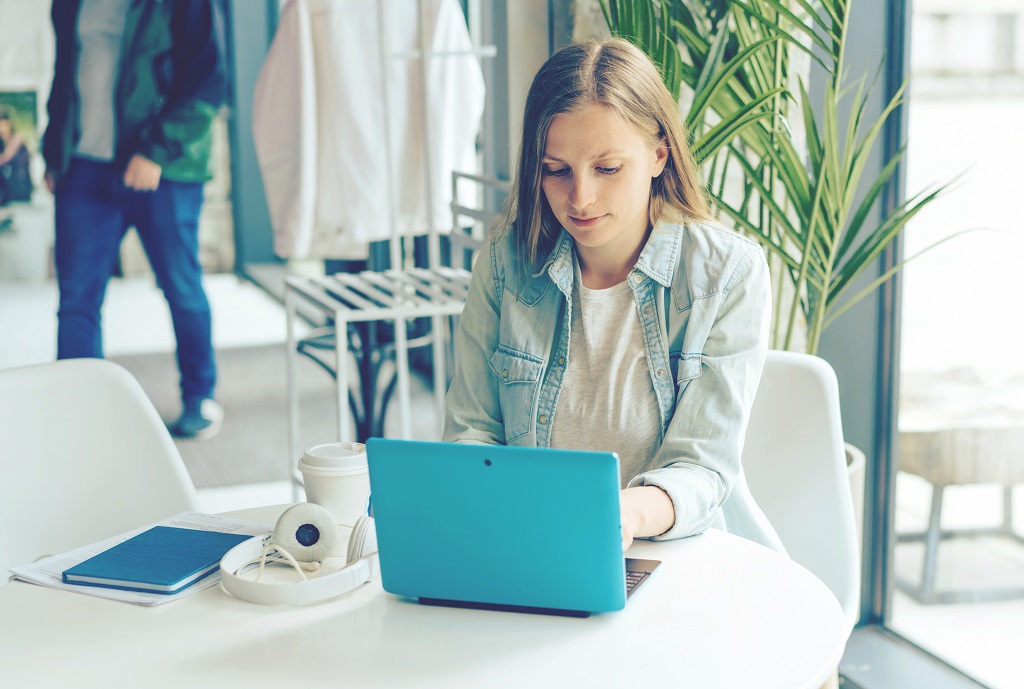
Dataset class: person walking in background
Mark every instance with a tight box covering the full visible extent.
[42,0,228,439]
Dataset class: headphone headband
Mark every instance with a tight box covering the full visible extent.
[219,510,378,606]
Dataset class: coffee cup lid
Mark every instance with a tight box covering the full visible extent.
[301,442,367,470]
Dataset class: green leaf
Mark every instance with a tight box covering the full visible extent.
[823,228,978,329]
[691,87,786,162]
[731,0,839,71]
[688,36,781,123]
[726,145,802,241]
[829,182,950,303]
[843,81,907,212]
[834,147,905,262]
[693,21,731,97]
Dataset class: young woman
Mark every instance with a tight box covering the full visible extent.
[443,38,783,553]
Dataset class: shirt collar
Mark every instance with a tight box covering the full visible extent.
[634,221,682,288]
[539,230,575,297]
[539,222,682,292]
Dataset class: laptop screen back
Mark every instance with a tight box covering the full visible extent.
[365,438,627,614]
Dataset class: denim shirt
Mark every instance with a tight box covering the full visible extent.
[443,220,785,551]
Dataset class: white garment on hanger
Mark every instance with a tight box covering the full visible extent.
[253,0,485,260]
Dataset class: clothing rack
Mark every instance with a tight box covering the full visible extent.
[284,0,498,496]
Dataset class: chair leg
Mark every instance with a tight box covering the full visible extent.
[920,483,945,599]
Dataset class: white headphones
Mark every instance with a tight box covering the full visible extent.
[220,502,379,606]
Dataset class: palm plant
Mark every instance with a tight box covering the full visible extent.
[602,0,959,354]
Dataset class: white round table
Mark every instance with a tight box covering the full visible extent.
[0,505,846,688]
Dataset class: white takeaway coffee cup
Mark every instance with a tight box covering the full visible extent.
[297,442,370,528]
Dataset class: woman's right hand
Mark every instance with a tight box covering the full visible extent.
[44,171,56,195]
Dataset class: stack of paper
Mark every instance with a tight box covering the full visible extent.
[7,512,271,606]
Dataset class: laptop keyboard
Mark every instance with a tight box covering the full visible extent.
[624,558,661,599]
[625,570,649,596]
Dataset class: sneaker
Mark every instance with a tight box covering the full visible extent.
[168,398,224,440]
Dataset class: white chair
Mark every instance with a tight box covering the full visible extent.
[740,350,861,636]
[0,359,198,577]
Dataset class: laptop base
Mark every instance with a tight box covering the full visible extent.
[625,558,661,598]
[418,597,591,618]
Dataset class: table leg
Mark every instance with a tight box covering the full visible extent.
[920,483,946,598]
[1002,485,1014,533]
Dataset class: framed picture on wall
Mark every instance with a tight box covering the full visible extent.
[0,89,37,206]
[0,90,38,147]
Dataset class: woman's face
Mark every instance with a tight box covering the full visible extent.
[0,119,12,140]
[541,104,667,265]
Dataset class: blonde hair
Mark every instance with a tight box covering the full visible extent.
[502,38,709,269]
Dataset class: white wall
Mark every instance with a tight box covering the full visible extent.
[505,1,548,168]
[0,0,54,124]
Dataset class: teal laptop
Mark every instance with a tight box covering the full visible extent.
[365,438,660,617]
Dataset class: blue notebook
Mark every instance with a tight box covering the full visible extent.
[62,526,252,595]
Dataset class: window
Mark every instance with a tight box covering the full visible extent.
[890,3,1024,688]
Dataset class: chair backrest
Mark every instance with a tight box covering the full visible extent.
[741,350,861,634]
[0,359,198,576]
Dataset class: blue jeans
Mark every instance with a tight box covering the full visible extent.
[54,157,216,404]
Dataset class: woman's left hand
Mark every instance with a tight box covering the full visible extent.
[621,513,636,552]
[620,485,675,551]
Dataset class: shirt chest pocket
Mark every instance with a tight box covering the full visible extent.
[488,345,544,443]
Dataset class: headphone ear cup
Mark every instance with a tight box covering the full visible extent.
[347,516,377,563]
[272,503,340,563]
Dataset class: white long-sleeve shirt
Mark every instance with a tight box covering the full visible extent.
[253,0,485,259]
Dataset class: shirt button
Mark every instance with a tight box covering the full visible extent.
[502,369,509,379]
[558,356,565,365]
[631,274,643,284]
[538,415,548,424]
[656,369,667,378]
[643,305,653,315]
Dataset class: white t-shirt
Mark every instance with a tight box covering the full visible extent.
[550,256,662,487]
